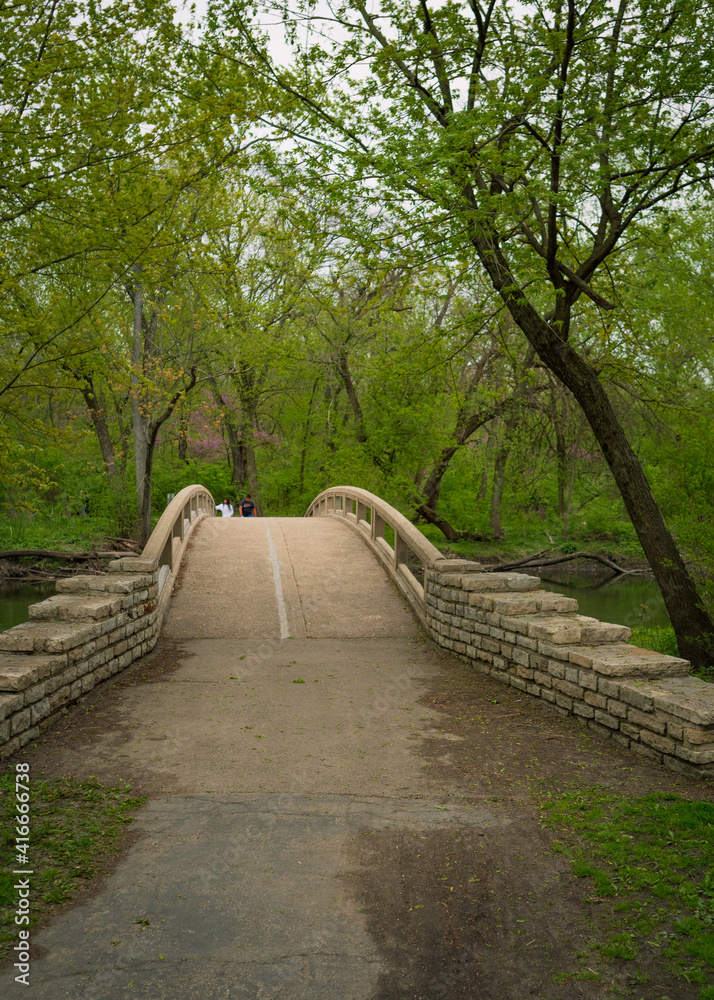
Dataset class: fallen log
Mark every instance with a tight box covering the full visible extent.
[0,549,131,561]
[488,551,645,576]
[102,536,141,552]
[492,547,551,570]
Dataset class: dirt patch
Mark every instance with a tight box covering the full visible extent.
[339,651,710,998]
[344,817,694,999]
[16,641,190,793]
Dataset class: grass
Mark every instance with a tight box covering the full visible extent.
[0,771,145,961]
[629,626,679,659]
[540,785,714,996]
[0,513,117,553]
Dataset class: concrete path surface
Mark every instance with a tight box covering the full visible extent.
[8,518,511,999]
[5,517,702,999]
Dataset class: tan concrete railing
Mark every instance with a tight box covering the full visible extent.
[305,486,443,621]
[110,484,216,594]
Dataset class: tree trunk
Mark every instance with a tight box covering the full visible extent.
[475,238,714,665]
[337,349,367,443]
[137,440,154,548]
[130,280,150,541]
[562,428,582,541]
[77,376,120,483]
[242,421,263,515]
[489,349,535,539]
[489,432,510,539]
[562,451,577,541]
[177,409,189,463]
[225,419,248,490]
[299,378,319,493]
[548,380,569,518]
[476,427,496,502]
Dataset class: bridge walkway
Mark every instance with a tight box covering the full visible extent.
[10,516,692,1000]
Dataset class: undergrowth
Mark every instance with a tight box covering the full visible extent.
[0,514,116,553]
[0,772,145,961]
[540,786,714,996]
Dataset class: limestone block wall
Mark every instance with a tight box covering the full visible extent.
[0,485,213,760]
[0,565,163,760]
[426,560,714,779]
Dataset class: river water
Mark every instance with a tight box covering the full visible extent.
[0,582,56,633]
[0,569,668,635]
[538,568,668,628]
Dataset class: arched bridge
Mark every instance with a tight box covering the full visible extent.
[1,485,713,999]
[0,483,709,773]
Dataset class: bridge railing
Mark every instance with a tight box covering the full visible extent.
[113,484,216,594]
[305,486,443,621]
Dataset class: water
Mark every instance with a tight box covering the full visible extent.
[537,568,669,628]
[0,582,56,633]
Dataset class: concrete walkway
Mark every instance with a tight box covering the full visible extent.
[7,516,706,1000]
[14,517,508,999]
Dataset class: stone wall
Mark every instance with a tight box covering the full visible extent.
[0,559,168,761]
[426,560,714,779]
[0,485,213,760]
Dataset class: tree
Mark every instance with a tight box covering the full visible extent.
[0,0,257,528]
[196,185,323,513]
[208,0,714,665]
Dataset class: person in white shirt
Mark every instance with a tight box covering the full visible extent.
[216,499,234,517]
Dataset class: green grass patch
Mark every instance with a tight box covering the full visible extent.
[0,772,145,960]
[629,625,679,659]
[0,513,117,553]
[540,786,714,996]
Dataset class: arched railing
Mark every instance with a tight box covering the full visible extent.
[305,486,443,623]
[112,484,216,595]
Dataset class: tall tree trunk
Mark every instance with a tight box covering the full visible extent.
[226,421,248,490]
[476,427,496,502]
[177,409,189,463]
[562,442,579,542]
[488,348,535,538]
[337,349,367,443]
[474,234,714,665]
[130,280,150,541]
[548,378,570,518]
[241,419,262,515]
[74,374,120,484]
[137,439,154,548]
[489,430,510,540]
[299,378,319,494]
[209,380,247,490]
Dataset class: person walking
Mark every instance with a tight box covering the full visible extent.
[216,498,234,517]
[239,494,256,517]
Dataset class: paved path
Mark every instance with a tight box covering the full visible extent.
[6,517,703,999]
[14,518,511,999]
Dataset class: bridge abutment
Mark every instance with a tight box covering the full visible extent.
[425,562,714,779]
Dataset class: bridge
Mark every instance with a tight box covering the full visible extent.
[1,485,713,997]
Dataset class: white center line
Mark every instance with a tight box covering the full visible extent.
[264,520,290,639]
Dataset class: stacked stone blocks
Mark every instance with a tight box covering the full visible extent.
[426,560,714,779]
[0,566,161,760]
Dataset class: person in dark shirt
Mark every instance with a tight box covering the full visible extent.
[239,494,256,517]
